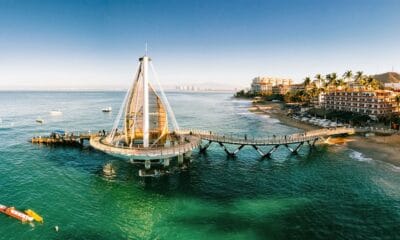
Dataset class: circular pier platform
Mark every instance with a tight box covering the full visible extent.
[90,134,201,161]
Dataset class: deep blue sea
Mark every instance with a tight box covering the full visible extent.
[0,91,399,240]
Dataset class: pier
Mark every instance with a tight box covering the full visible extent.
[178,127,355,158]
[32,127,355,158]
[31,130,97,145]
[29,54,357,165]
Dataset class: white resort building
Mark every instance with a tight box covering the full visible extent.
[384,83,400,91]
[320,90,399,117]
[251,76,293,95]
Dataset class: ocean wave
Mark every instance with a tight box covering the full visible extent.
[349,150,373,162]
[236,112,253,115]
[349,150,400,173]
[387,164,400,172]
[235,109,281,125]
[230,99,251,103]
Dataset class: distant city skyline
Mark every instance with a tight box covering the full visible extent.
[1,0,399,90]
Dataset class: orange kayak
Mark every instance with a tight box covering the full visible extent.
[0,204,34,223]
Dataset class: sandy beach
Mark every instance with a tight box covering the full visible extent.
[250,102,400,166]
[249,103,319,131]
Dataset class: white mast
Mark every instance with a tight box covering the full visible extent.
[142,55,150,147]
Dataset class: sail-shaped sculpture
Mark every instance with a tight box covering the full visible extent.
[90,55,201,163]
[123,56,168,147]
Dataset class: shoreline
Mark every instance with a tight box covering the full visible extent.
[346,135,400,167]
[249,102,400,167]
[249,103,318,131]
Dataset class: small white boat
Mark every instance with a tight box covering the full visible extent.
[102,107,112,112]
[36,118,44,124]
[50,110,62,116]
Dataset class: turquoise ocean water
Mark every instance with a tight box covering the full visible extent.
[0,91,399,239]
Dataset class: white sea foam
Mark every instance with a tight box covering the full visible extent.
[349,150,400,173]
[230,99,252,104]
[236,112,253,115]
[260,114,280,122]
[388,164,400,172]
[235,108,282,125]
[349,150,373,162]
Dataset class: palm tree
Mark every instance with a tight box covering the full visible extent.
[355,71,364,82]
[329,73,338,89]
[395,95,400,114]
[309,85,321,98]
[331,72,337,80]
[325,74,332,88]
[314,73,324,88]
[336,78,347,90]
[343,70,352,82]
[365,76,380,90]
[303,77,311,87]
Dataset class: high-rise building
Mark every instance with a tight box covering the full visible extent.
[251,76,293,95]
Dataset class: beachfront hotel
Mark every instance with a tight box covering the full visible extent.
[384,83,400,91]
[251,76,293,95]
[320,90,400,117]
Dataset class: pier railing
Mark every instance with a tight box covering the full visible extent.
[32,127,359,159]
[89,135,202,159]
[176,127,355,146]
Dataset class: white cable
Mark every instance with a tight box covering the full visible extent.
[107,62,141,143]
[149,62,180,131]
[107,88,130,143]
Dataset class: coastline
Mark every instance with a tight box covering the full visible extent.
[346,135,400,167]
[249,102,400,167]
[249,103,318,131]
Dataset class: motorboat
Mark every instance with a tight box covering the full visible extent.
[102,107,112,112]
[50,110,62,116]
[36,118,44,124]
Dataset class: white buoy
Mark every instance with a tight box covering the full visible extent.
[145,160,151,170]
[163,158,170,167]
[55,225,59,232]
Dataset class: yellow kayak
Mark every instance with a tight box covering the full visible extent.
[24,209,43,223]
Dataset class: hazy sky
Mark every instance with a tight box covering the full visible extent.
[0,0,399,90]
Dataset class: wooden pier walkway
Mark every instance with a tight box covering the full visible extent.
[177,127,355,157]
[31,131,98,145]
[31,127,355,158]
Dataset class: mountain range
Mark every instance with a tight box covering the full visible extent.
[373,72,400,83]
